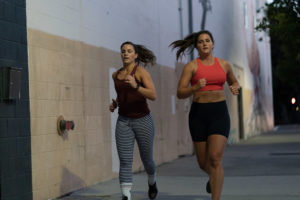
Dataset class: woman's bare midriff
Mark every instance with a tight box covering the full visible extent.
[192,90,225,103]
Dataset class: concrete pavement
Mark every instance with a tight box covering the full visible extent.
[57,124,300,200]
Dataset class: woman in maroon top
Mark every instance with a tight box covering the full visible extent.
[109,41,158,200]
[170,30,240,200]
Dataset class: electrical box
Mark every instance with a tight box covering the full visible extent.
[0,67,22,101]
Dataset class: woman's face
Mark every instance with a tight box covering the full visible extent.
[196,33,214,55]
[121,44,138,65]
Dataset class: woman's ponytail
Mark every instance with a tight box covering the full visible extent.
[169,32,199,60]
[135,44,156,66]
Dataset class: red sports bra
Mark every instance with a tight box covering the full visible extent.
[191,57,226,91]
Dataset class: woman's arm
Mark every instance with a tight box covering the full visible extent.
[109,71,118,112]
[125,67,156,101]
[137,68,156,100]
[224,61,240,95]
[177,62,205,99]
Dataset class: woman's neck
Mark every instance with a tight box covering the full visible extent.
[123,63,136,71]
[198,54,214,65]
[199,53,214,61]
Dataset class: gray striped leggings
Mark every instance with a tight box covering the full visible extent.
[116,113,156,183]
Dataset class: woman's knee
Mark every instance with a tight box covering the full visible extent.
[208,154,223,169]
[142,159,155,171]
[196,157,208,170]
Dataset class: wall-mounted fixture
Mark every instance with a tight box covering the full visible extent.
[0,67,21,101]
[57,115,75,135]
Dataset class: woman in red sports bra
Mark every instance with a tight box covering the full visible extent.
[170,30,240,200]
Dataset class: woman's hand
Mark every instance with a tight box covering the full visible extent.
[192,78,206,92]
[109,99,118,112]
[229,85,240,95]
[124,75,138,89]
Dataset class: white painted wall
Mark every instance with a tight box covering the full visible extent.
[27,0,185,68]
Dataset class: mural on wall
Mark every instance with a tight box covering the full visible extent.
[245,2,270,136]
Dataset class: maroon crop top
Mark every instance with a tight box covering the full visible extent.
[114,65,150,118]
[191,57,226,91]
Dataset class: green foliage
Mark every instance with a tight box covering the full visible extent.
[256,0,300,86]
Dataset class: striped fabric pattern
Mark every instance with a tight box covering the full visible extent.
[115,113,156,183]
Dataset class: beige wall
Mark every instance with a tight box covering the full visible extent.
[28,29,193,200]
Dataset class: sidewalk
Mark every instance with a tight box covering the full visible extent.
[58,124,300,200]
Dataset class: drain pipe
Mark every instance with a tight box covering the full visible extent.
[188,0,194,60]
[178,0,184,39]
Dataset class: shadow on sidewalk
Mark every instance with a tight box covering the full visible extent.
[137,194,211,200]
[61,194,211,200]
[131,191,211,200]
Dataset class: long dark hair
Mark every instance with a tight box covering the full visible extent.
[120,41,156,67]
[169,30,214,60]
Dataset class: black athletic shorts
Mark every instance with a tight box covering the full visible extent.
[188,101,230,142]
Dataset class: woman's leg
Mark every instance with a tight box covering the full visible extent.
[189,102,209,173]
[194,141,209,174]
[132,114,156,179]
[194,141,211,193]
[115,116,135,199]
[207,134,227,200]
[132,114,158,199]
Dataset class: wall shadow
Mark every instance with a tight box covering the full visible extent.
[60,167,86,197]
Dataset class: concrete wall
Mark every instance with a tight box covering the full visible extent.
[25,0,273,199]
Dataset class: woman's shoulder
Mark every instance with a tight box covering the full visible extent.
[112,68,122,79]
[136,65,149,74]
[184,59,198,71]
[216,57,226,63]
[216,57,229,65]
[216,57,231,71]
[112,71,117,79]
